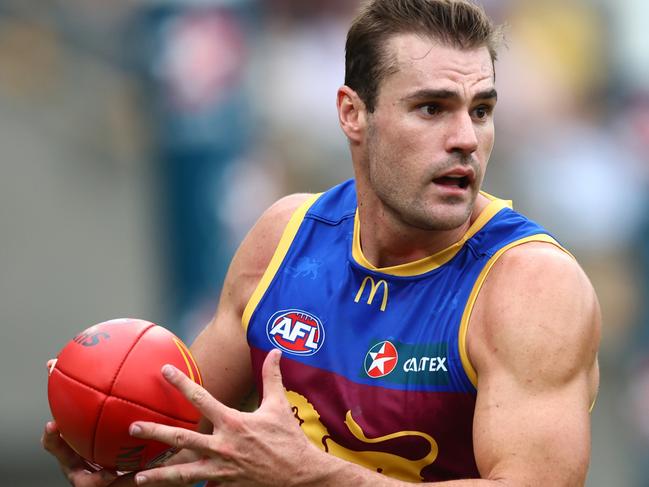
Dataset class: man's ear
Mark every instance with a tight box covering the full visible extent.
[337,86,367,143]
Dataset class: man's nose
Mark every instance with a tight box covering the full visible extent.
[445,112,478,156]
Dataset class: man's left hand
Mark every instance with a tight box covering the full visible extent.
[129,349,320,486]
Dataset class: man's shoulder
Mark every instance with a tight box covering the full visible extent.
[263,193,315,226]
[223,193,317,319]
[490,240,576,275]
[476,240,598,333]
[242,193,316,267]
[259,179,357,230]
[469,240,600,385]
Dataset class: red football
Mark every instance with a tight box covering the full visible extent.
[47,318,203,471]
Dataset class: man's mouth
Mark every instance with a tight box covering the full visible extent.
[433,175,470,189]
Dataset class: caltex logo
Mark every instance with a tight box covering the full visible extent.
[266,309,325,356]
[364,341,399,378]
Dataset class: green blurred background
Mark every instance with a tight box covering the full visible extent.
[1,0,648,485]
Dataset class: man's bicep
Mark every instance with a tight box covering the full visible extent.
[472,357,593,484]
[469,243,600,485]
[190,304,254,410]
[189,193,314,410]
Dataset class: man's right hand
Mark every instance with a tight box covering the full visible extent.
[42,421,199,487]
[41,421,129,486]
[43,355,198,487]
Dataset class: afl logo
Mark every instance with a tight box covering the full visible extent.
[266,309,325,356]
[364,341,399,378]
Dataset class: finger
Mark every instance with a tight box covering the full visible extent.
[41,421,87,470]
[66,468,118,487]
[42,422,119,486]
[129,422,213,456]
[133,462,208,486]
[260,349,286,406]
[103,472,136,486]
[160,365,231,424]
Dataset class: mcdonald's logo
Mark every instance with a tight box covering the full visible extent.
[354,276,389,312]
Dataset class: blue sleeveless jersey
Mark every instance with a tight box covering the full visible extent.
[243,179,564,482]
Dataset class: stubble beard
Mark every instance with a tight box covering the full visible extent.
[377,185,476,232]
[366,128,479,233]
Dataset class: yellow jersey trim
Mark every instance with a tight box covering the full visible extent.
[351,192,512,277]
[458,234,572,388]
[242,193,322,331]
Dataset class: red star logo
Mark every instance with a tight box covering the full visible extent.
[364,341,398,378]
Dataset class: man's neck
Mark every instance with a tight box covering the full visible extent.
[356,190,489,269]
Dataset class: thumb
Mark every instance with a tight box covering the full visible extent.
[260,349,285,406]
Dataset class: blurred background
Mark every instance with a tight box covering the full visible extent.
[0,0,647,485]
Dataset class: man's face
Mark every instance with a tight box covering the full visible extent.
[363,34,497,231]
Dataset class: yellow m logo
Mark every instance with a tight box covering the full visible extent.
[354,277,389,312]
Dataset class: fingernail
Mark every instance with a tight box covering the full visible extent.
[273,348,282,363]
[135,474,147,485]
[129,424,142,435]
[162,364,175,378]
[45,422,55,434]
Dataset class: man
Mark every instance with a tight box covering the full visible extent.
[43,0,601,485]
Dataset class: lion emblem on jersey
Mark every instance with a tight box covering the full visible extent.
[286,390,438,481]
[286,257,322,280]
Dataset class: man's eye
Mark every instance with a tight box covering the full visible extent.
[473,105,492,119]
[419,104,440,116]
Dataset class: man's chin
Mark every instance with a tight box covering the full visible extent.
[402,208,472,232]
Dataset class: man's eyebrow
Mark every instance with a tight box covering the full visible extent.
[475,89,498,101]
[402,88,498,103]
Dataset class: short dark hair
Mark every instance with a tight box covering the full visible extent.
[345,0,503,112]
